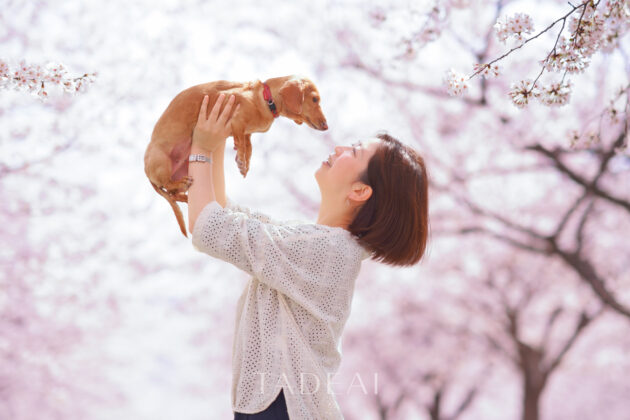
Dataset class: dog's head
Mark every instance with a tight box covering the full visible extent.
[279,76,328,131]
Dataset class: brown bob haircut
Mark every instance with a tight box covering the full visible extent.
[348,132,430,267]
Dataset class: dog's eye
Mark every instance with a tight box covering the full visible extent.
[312,97,319,103]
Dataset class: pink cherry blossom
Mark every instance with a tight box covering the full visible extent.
[494,13,534,44]
[538,80,572,106]
[508,79,540,108]
[0,58,96,100]
[473,63,500,78]
[443,68,469,96]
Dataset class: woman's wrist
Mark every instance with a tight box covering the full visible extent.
[191,142,219,155]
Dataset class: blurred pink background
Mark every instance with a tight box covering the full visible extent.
[2,0,629,419]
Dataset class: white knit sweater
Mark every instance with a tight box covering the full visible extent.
[191,196,371,420]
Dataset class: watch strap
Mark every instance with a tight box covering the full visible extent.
[189,153,212,163]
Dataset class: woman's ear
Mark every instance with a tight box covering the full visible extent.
[350,182,373,203]
[279,79,304,116]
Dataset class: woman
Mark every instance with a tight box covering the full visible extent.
[187,94,429,420]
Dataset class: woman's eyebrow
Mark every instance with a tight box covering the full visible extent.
[352,141,364,157]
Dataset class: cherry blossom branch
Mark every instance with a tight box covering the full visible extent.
[575,197,596,255]
[472,4,580,79]
[525,12,569,95]
[540,306,564,350]
[444,0,630,110]
[526,131,630,213]
[396,1,447,60]
[433,150,630,319]
[553,190,591,239]
[565,82,630,153]
[445,0,586,91]
[494,0,599,106]
[622,84,630,149]
[546,307,606,373]
[0,59,97,99]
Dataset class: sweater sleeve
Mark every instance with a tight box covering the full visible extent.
[191,200,358,319]
[225,195,281,225]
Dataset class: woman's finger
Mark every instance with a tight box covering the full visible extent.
[225,105,240,136]
[218,95,236,125]
[208,93,225,122]
[219,104,238,137]
[217,95,236,126]
[197,95,209,123]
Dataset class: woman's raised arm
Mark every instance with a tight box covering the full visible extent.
[210,142,226,208]
[188,93,239,233]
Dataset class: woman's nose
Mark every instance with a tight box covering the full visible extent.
[334,145,348,155]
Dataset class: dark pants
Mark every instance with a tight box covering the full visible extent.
[233,389,290,420]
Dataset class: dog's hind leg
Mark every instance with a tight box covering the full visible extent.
[145,144,192,237]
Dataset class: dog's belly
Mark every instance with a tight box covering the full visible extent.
[169,137,191,181]
[246,120,273,133]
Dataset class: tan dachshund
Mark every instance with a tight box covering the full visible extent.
[144,75,328,237]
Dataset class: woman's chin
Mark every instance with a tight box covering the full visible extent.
[314,168,325,185]
[315,161,331,185]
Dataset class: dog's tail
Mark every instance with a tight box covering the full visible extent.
[150,181,188,238]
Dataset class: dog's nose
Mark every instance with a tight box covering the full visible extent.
[320,121,328,130]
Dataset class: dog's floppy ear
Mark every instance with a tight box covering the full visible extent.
[279,79,304,116]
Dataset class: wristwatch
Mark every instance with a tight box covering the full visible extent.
[189,154,212,164]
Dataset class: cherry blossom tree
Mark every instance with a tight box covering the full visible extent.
[446,255,607,420]
[334,0,630,316]
[339,291,491,420]
[3,1,629,420]
[319,1,630,419]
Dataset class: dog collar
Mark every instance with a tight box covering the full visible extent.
[263,83,279,118]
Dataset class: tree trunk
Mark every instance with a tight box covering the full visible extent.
[428,388,442,420]
[522,381,543,420]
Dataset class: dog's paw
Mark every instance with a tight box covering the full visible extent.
[235,157,248,178]
[168,176,193,194]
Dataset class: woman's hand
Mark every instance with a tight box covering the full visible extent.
[192,93,240,153]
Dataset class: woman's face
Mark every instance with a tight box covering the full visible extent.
[315,137,382,202]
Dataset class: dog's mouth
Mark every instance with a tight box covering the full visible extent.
[305,117,318,130]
